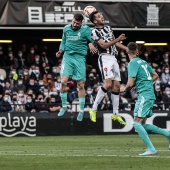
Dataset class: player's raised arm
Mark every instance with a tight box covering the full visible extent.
[97,34,126,49]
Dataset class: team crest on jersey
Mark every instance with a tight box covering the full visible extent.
[104,67,108,76]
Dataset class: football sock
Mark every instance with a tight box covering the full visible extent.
[92,87,106,111]
[79,97,85,112]
[111,92,119,115]
[133,121,156,151]
[60,92,67,108]
[142,124,170,137]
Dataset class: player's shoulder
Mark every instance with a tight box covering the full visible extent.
[82,24,90,28]
[63,24,71,31]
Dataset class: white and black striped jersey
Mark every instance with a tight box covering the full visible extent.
[91,25,118,56]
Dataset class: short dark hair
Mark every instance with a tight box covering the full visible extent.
[74,13,84,21]
[89,11,99,23]
[127,42,138,55]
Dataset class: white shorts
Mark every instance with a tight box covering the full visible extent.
[98,53,121,81]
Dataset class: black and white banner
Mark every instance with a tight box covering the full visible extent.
[1,0,170,27]
[0,111,170,137]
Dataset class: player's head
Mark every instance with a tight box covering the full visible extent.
[127,42,138,57]
[89,11,105,26]
[72,13,84,30]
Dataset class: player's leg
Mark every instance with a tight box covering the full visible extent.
[141,100,170,149]
[133,97,157,155]
[72,56,86,121]
[58,76,69,116]
[58,56,73,116]
[111,80,126,125]
[89,54,110,122]
[76,81,85,121]
[110,56,126,125]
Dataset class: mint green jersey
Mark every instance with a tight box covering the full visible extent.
[59,24,93,57]
[128,57,155,99]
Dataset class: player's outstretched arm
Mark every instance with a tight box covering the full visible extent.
[97,34,126,49]
[88,43,98,54]
[151,72,159,83]
[120,77,134,92]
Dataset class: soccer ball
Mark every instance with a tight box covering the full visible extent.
[83,5,96,18]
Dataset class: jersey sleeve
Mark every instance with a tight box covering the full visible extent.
[128,61,139,78]
[91,29,101,42]
[59,28,66,51]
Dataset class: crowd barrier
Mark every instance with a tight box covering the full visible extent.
[0,111,170,137]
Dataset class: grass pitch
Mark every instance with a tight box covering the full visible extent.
[0,135,169,170]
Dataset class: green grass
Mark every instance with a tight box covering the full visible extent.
[0,135,169,170]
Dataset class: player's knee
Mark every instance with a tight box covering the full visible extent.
[104,82,112,89]
[78,84,84,91]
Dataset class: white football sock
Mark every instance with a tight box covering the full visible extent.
[92,87,106,111]
[111,92,120,115]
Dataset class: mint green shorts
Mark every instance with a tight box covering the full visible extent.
[134,95,154,118]
[60,55,86,82]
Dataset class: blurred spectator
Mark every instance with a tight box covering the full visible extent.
[0,50,7,67]
[3,80,13,94]
[27,46,35,65]
[34,54,42,67]
[23,68,30,84]
[67,78,78,104]
[27,89,36,102]
[162,87,170,110]
[161,66,170,88]
[85,73,98,88]
[161,51,170,68]
[30,66,43,82]
[154,80,163,110]
[43,73,55,90]
[139,50,149,61]
[51,66,60,80]
[85,86,94,108]
[35,93,49,112]
[48,95,61,112]
[50,88,61,103]
[90,68,100,82]
[26,78,39,95]
[149,46,163,65]
[55,76,61,92]
[13,78,26,92]
[11,93,24,112]
[120,64,128,84]
[155,66,162,77]
[17,49,26,69]
[25,95,36,112]
[0,94,12,112]
[43,88,51,103]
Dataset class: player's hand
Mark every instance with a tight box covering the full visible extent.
[120,86,126,92]
[118,34,126,41]
[56,50,63,58]
[88,43,98,54]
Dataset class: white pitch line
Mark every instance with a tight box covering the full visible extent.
[0,153,170,158]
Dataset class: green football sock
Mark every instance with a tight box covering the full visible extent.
[142,124,170,138]
[133,121,156,151]
[79,98,85,112]
[60,92,67,108]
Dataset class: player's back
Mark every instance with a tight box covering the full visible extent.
[128,57,155,99]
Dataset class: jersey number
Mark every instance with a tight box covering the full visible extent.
[141,64,152,80]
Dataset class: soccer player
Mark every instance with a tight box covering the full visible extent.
[120,42,170,156]
[56,13,97,121]
[88,11,127,124]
